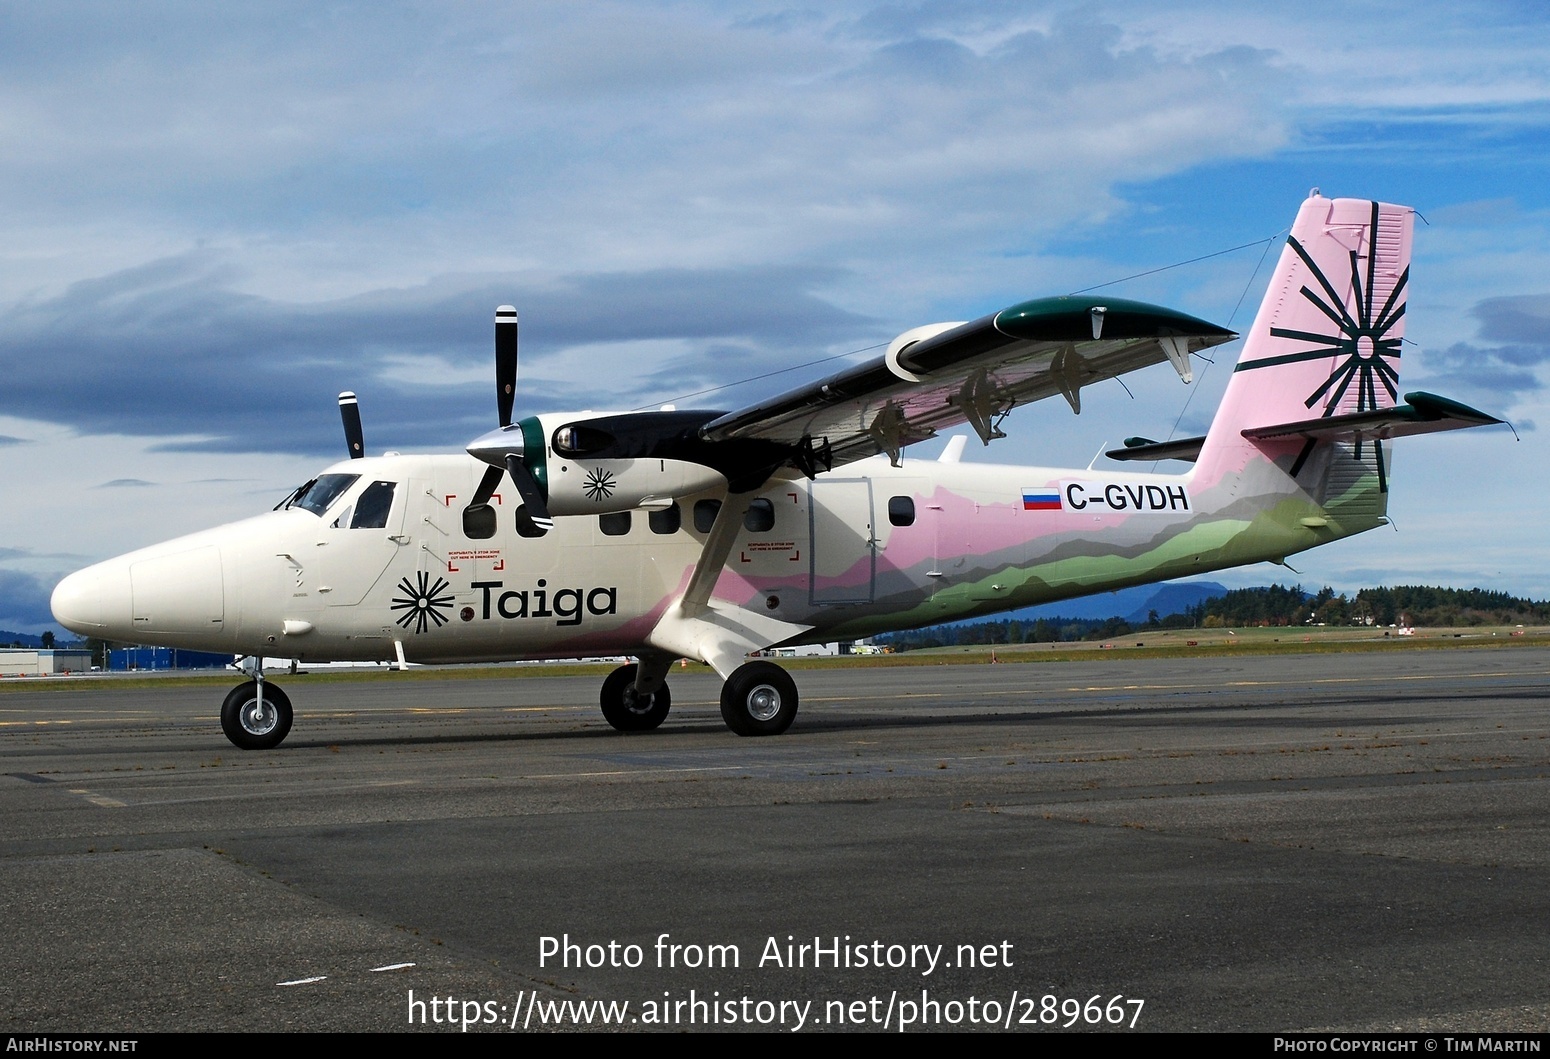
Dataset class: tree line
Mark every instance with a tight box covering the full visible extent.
[872,584,1550,651]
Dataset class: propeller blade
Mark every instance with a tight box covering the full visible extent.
[495,305,518,428]
[468,464,503,509]
[338,392,365,459]
[505,454,553,530]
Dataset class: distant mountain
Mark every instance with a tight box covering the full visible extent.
[0,630,50,648]
[955,580,1230,626]
[1123,581,1231,624]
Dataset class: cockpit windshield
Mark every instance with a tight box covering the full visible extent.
[284,474,360,516]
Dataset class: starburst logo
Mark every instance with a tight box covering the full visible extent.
[582,467,616,502]
[391,571,454,634]
[1256,201,1407,418]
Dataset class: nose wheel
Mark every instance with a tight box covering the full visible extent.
[600,663,672,731]
[220,681,294,750]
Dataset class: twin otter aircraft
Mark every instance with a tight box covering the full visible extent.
[52,193,1502,749]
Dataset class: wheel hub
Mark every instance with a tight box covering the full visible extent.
[747,684,781,722]
[242,698,279,736]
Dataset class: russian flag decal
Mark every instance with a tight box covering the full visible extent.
[1022,490,1062,511]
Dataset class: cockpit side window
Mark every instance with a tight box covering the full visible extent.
[288,474,360,516]
[350,481,397,529]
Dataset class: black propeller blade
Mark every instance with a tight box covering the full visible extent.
[505,454,553,530]
[338,391,365,459]
[496,305,518,428]
[469,464,503,509]
[465,305,554,532]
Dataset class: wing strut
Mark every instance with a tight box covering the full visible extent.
[646,490,813,678]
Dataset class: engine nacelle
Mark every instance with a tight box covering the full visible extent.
[527,411,730,516]
[545,456,727,516]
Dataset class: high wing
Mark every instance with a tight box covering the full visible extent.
[700,295,1236,469]
[462,295,1236,518]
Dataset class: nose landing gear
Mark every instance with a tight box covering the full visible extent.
[220,680,293,750]
[599,662,672,731]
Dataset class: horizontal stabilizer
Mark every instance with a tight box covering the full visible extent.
[1241,391,1503,443]
[1106,435,1206,463]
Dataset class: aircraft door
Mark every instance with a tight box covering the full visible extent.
[808,478,875,604]
[315,478,412,607]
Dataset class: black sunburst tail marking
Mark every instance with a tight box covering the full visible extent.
[1349,250,1368,331]
[1366,201,1381,327]
[1303,284,1353,332]
[1373,267,1409,334]
[1289,437,1318,479]
[1287,236,1359,333]
[1249,202,1405,424]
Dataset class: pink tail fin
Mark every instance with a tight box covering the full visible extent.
[1197,194,1414,472]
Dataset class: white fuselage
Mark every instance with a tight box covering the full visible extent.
[51,442,1356,665]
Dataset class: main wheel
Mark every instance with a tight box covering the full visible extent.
[599,663,671,732]
[719,661,798,736]
[220,681,294,750]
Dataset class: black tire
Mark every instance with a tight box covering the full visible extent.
[220,681,294,750]
[719,661,798,736]
[599,663,671,732]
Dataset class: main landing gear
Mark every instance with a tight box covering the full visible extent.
[719,661,798,736]
[598,657,799,736]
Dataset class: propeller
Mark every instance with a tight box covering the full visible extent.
[338,391,365,459]
[466,306,554,531]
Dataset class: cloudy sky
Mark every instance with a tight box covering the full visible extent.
[3,1,1548,633]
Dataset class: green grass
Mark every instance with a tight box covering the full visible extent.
[4,625,1546,693]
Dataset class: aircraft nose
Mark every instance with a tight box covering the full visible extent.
[50,562,133,636]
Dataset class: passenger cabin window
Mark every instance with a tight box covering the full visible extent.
[287,474,359,517]
[743,498,775,532]
[515,506,548,538]
[693,499,722,533]
[464,504,497,540]
[351,481,397,528]
[649,502,681,535]
[599,511,631,536]
[888,496,916,527]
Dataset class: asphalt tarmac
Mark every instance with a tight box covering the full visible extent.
[3,646,1548,1033]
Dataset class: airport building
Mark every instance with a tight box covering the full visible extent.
[108,647,232,671]
[0,649,94,677]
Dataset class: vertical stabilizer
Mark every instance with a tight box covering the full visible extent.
[1195,194,1414,509]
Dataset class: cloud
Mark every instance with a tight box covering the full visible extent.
[1472,292,1550,347]
[0,5,1304,462]
[0,435,27,446]
[95,479,156,489]
[1410,292,1550,409]
[0,569,57,631]
[0,256,874,455]
[0,5,1296,309]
